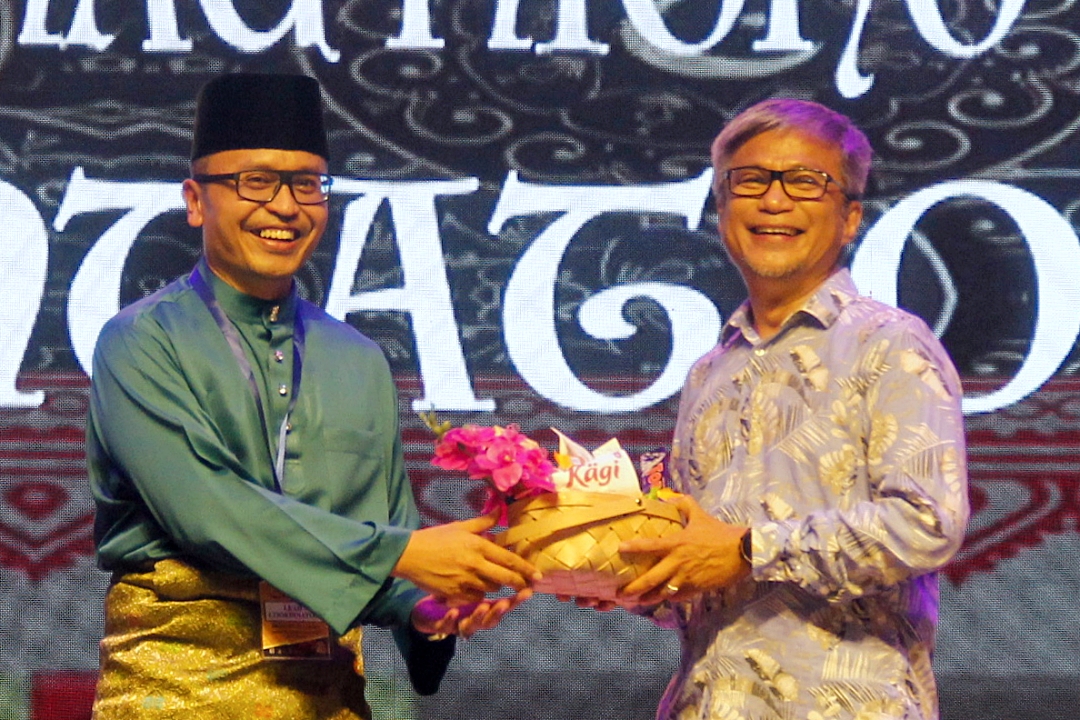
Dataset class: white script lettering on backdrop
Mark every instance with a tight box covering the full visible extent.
[1,168,1077,415]
[16,0,1025,98]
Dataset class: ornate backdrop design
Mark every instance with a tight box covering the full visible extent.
[2,1,1080,718]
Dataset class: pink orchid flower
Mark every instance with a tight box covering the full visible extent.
[429,422,556,514]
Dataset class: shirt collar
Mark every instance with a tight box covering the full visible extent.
[720,268,860,345]
[192,258,299,327]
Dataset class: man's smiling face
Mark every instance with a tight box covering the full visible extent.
[182,147,329,300]
[716,128,863,302]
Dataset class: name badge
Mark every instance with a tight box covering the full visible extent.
[259,582,332,660]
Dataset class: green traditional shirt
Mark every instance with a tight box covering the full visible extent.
[87,260,422,635]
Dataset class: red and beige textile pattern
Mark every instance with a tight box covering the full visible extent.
[946,378,1080,583]
[3,372,1079,719]
[0,373,94,580]
[2,373,1079,588]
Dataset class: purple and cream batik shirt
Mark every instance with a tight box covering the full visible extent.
[659,269,969,720]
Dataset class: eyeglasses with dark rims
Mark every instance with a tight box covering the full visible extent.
[192,170,332,205]
[723,166,857,201]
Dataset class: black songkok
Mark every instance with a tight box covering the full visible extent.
[190,73,329,162]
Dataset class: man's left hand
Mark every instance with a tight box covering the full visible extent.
[617,494,750,605]
[411,590,532,639]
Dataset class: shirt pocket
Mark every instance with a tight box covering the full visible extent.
[282,425,388,505]
[300,426,390,518]
[322,426,381,454]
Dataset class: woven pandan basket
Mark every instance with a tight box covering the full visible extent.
[494,490,684,599]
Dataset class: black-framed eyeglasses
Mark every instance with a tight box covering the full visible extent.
[724,166,855,201]
[192,170,332,205]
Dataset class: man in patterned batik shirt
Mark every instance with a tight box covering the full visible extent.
[619,99,969,720]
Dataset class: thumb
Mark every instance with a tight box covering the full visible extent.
[664,493,697,520]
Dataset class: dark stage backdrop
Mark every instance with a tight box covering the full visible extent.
[2,1,1080,718]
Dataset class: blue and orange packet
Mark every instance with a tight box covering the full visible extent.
[638,448,676,499]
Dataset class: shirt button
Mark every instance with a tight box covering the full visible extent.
[278,384,288,396]
[754,348,767,356]
[274,350,285,363]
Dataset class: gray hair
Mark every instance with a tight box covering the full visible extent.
[711,98,872,200]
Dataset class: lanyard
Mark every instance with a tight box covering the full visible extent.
[190,266,305,493]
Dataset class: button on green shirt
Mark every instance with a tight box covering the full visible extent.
[87,260,422,634]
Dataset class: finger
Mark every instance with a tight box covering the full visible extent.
[451,602,480,618]
[628,581,672,606]
[667,493,696,517]
[460,592,525,634]
[492,596,519,615]
[479,601,508,629]
[416,605,458,637]
[460,614,496,639]
[619,577,660,600]
[503,587,532,611]
[434,607,460,635]
[637,588,668,606]
[664,493,704,526]
[476,543,542,584]
[459,601,502,638]
[444,588,488,607]
[468,564,530,594]
[440,556,520,596]
[471,600,498,624]
[456,513,499,534]
[619,558,679,598]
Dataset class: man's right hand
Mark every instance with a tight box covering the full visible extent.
[392,511,542,606]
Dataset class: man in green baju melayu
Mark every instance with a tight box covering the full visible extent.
[86,73,539,719]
